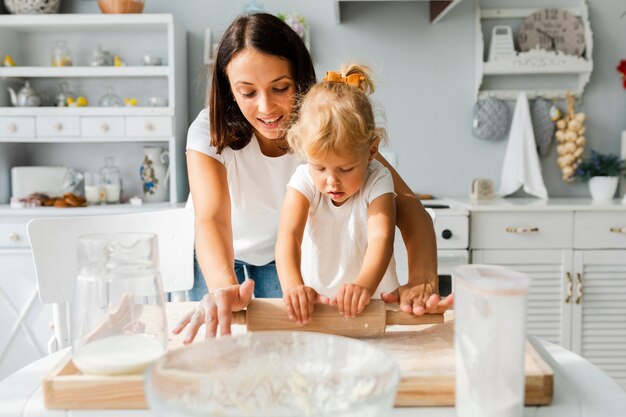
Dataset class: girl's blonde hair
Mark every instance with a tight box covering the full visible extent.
[287,63,386,158]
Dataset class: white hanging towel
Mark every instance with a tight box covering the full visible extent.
[498,92,548,199]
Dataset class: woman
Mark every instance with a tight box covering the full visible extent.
[173,13,452,342]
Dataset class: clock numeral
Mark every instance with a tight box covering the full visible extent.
[523,22,534,31]
[577,33,585,43]
[544,9,558,20]
[533,13,542,22]
[519,33,527,43]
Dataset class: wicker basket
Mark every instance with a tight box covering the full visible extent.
[4,0,61,14]
[97,0,144,14]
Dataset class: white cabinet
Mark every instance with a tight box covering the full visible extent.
[0,14,187,203]
[467,201,626,390]
[475,1,593,100]
[0,218,51,381]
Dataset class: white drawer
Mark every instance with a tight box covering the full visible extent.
[36,116,80,137]
[81,117,124,138]
[574,211,626,249]
[470,211,573,249]
[0,117,35,138]
[126,116,172,137]
[0,221,29,248]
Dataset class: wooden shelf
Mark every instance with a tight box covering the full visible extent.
[0,66,169,78]
[0,107,173,116]
[334,0,466,24]
[475,1,593,100]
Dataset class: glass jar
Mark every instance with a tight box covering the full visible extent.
[89,45,114,67]
[98,86,124,107]
[54,82,75,107]
[99,157,122,204]
[51,40,73,67]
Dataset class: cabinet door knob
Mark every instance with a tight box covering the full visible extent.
[565,272,573,304]
[505,227,539,234]
[609,227,626,234]
[6,123,17,133]
[8,232,19,242]
[575,273,583,304]
[52,122,63,131]
[100,123,110,132]
[145,123,154,132]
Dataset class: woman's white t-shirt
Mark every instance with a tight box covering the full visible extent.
[186,109,302,265]
[287,160,400,298]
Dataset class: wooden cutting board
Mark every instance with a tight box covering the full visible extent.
[43,303,553,409]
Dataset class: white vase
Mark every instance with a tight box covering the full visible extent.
[140,147,170,203]
[588,176,618,201]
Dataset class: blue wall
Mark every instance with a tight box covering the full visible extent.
[63,0,626,198]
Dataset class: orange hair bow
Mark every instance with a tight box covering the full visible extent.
[323,71,364,87]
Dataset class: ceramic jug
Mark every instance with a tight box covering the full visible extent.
[140,147,170,203]
[7,81,41,107]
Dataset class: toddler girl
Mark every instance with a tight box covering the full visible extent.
[276,63,399,323]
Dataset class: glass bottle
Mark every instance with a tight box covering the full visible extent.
[99,157,122,204]
[54,82,75,107]
[98,86,124,107]
[51,40,73,67]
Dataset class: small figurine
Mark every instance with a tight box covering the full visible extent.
[3,54,16,67]
[124,97,138,107]
[113,55,125,67]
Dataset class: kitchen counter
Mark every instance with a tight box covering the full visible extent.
[1,304,625,417]
[448,197,626,212]
[0,202,183,217]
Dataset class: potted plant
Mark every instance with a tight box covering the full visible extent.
[574,150,625,200]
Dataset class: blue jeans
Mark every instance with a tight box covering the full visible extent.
[188,256,283,301]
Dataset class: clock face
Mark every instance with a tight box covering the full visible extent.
[517,8,586,57]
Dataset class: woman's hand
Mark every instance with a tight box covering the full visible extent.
[381,282,454,315]
[172,279,255,343]
[331,284,372,318]
[283,285,330,324]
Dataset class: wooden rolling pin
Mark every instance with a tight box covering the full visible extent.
[230,298,443,338]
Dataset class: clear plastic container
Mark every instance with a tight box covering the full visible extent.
[71,233,166,375]
[453,264,530,417]
[145,332,400,417]
[99,156,122,203]
[51,40,72,67]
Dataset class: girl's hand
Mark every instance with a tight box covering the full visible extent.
[282,285,330,324]
[331,284,372,318]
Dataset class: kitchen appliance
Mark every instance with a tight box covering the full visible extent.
[394,199,470,297]
[11,166,69,198]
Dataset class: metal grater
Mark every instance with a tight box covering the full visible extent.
[488,25,516,62]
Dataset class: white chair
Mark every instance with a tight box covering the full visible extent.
[27,208,194,353]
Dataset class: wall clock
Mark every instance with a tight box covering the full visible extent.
[517,8,586,57]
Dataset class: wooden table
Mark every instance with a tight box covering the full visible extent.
[1,303,625,416]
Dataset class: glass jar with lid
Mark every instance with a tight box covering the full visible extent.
[54,82,75,107]
[99,157,122,204]
[51,40,73,67]
[98,86,124,107]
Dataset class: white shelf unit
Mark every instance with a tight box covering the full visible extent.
[475,2,593,100]
[0,13,188,203]
[334,0,467,24]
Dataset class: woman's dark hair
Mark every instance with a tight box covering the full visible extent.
[209,13,316,153]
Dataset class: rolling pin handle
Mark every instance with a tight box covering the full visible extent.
[232,310,247,325]
[385,310,444,325]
